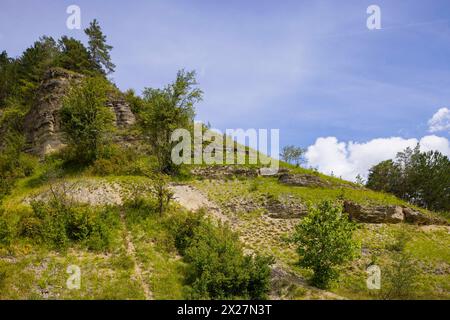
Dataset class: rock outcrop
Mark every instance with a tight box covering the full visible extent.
[190,165,259,179]
[265,197,308,219]
[343,201,404,224]
[23,68,135,157]
[343,200,447,225]
[106,97,136,128]
[24,68,81,155]
[278,173,331,188]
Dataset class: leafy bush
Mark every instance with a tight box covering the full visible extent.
[0,214,13,246]
[291,200,359,289]
[0,269,6,291]
[89,144,148,176]
[167,212,273,299]
[379,231,419,300]
[18,197,118,251]
[60,76,114,165]
[380,252,419,300]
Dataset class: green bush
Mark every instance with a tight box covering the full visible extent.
[379,231,419,300]
[291,200,359,289]
[60,76,114,165]
[167,212,273,299]
[0,269,7,291]
[89,144,150,177]
[0,214,13,246]
[18,198,118,251]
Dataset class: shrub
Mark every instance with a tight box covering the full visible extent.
[291,200,359,289]
[18,197,118,251]
[0,269,6,291]
[89,144,150,177]
[168,212,273,299]
[60,76,114,165]
[380,232,419,300]
[0,214,13,246]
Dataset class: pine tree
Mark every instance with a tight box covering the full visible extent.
[58,36,98,75]
[84,19,116,74]
[14,37,60,105]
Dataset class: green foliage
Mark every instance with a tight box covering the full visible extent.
[139,69,202,173]
[16,36,60,106]
[124,89,144,114]
[168,212,273,299]
[58,36,99,75]
[0,107,38,199]
[18,195,118,251]
[150,174,174,215]
[60,76,114,164]
[1,20,111,110]
[0,51,19,108]
[0,213,13,246]
[380,232,419,300]
[367,145,450,211]
[0,270,6,290]
[291,200,359,289]
[280,145,305,166]
[84,19,115,74]
[90,144,149,176]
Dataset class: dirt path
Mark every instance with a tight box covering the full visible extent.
[170,184,230,224]
[119,209,153,300]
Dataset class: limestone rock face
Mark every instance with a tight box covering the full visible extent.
[190,165,259,179]
[24,68,81,156]
[402,207,447,225]
[343,200,448,225]
[23,68,135,157]
[343,201,404,224]
[278,173,330,188]
[106,98,135,128]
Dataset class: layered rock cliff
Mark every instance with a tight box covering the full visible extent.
[23,68,135,156]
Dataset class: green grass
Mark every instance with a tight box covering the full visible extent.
[191,177,450,300]
[1,156,448,300]
[125,211,188,299]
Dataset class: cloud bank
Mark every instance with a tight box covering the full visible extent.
[305,135,450,182]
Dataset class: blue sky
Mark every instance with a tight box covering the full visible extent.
[1,0,449,179]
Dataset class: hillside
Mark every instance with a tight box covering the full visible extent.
[0,156,449,299]
[1,24,449,301]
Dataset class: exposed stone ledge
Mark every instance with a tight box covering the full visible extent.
[343,200,448,225]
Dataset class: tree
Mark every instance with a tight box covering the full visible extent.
[150,173,174,215]
[0,51,19,109]
[139,69,202,173]
[280,145,305,167]
[84,19,115,74]
[16,36,60,105]
[367,145,450,211]
[60,77,114,164]
[58,36,98,75]
[291,201,359,289]
[366,159,401,193]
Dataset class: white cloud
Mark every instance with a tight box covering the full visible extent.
[419,135,450,155]
[428,107,450,133]
[305,135,450,182]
